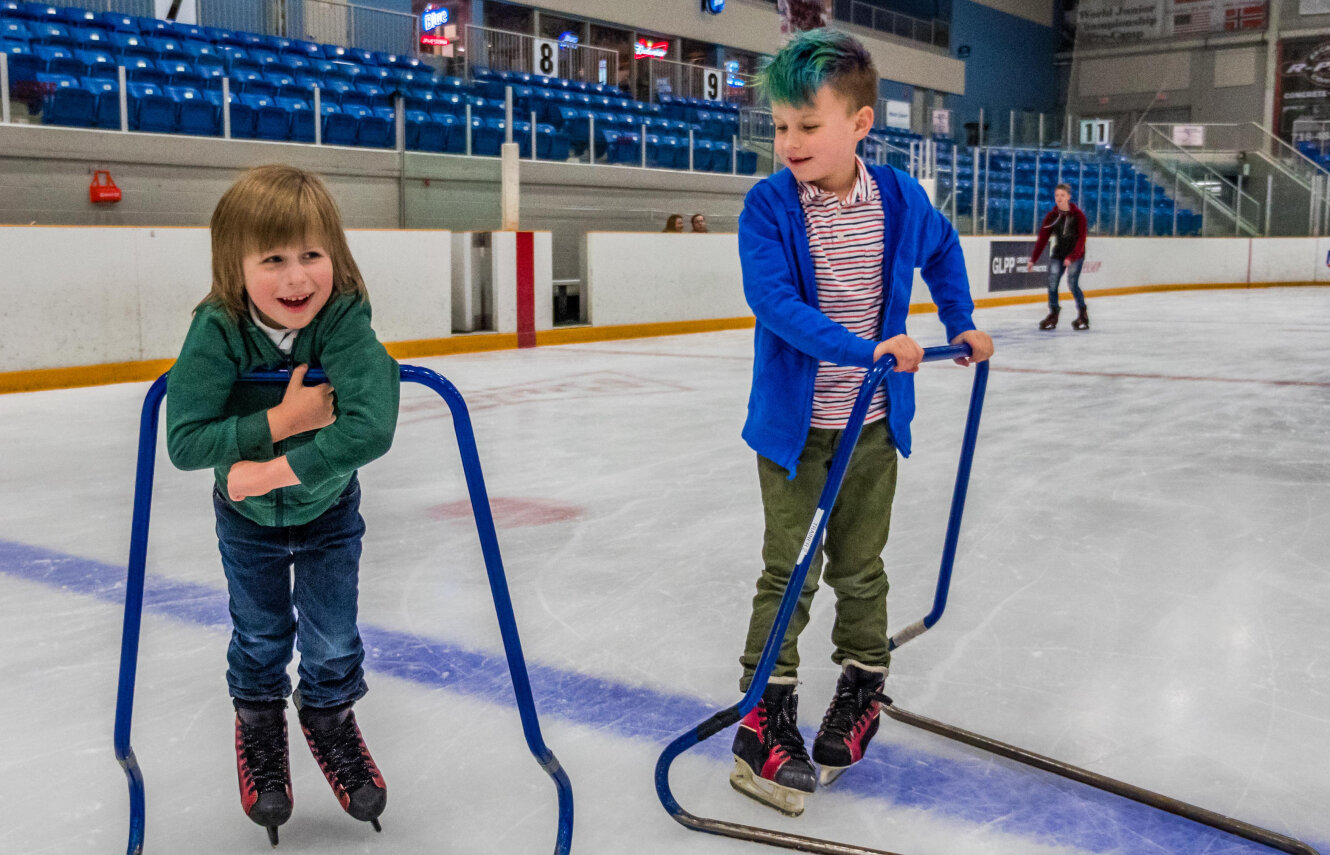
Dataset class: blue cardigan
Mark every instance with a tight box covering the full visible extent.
[739,163,976,476]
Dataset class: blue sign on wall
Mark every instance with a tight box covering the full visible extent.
[422,7,449,31]
[702,0,725,14]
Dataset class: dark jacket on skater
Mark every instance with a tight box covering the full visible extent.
[1031,202,1088,263]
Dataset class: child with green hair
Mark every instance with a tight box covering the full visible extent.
[729,28,993,816]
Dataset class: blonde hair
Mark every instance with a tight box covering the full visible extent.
[205,164,365,317]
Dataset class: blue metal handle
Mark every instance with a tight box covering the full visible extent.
[656,343,988,819]
[114,366,574,854]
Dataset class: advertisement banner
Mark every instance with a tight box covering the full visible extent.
[988,241,1045,292]
[1277,37,1330,141]
[1076,0,1264,42]
[1076,0,1164,42]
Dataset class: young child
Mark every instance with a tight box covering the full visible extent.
[730,30,993,816]
[166,164,399,843]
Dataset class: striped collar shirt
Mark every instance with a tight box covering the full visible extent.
[798,157,887,429]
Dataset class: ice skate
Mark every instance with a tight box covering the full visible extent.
[813,662,887,787]
[234,700,293,847]
[1071,307,1089,330]
[299,703,387,830]
[729,682,817,816]
[1038,307,1060,330]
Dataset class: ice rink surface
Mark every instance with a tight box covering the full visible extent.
[2,287,1327,855]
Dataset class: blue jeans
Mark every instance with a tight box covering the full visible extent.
[1048,256,1086,312]
[214,476,368,710]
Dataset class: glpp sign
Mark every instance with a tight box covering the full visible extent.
[988,241,1045,292]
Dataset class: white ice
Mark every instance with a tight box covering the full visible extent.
[1,287,1327,855]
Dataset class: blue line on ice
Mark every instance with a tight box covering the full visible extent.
[3,537,1322,855]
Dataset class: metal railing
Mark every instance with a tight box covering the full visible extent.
[642,57,758,108]
[930,146,1226,238]
[832,0,949,48]
[1130,122,1324,235]
[464,25,619,87]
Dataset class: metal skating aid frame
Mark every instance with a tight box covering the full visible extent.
[655,344,984,855]
[654,344,1319,855]
[113,365,574,855]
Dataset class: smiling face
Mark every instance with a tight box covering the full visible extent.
[242,240,334,330]
[772,84,874,198]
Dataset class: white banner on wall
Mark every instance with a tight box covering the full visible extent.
[1077,0,1265,41]
[885,100,911,130]
[1171,124,1206,146]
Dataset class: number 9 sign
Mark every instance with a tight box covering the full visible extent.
[533,38,558,77]
[702,68,723,102]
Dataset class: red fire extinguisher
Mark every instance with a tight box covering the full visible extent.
[89,170,122,204]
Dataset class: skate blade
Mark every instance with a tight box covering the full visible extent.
[818,765,848,787]
[729,758,807,817]
[266,826,279,848]
[370,818,382,833]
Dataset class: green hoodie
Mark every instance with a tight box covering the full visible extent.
[166,294,399,527]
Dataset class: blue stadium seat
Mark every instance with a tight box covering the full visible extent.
[98,12,137,32]
[169,84,217,135]
[81,74,122,127]
[2,19,30,41]
[263,69,296,89]
[203,88,255,137]
[127,80,175,132]
[71,26,112,50]
[107,30,151,58]
[33,42,79,74]
[244,92,287,140]
[736,148,757,175]
[403,108,442,151]
[133,15,170,35]
[2,42,40,93]
[36,71,91,126]
[278,95,316,142]
[20,3,62,22]
[120,55,166,86]
[28,20,72,45]
[144,35,186,58]
[469,115,500,155]
[320,101,358,145]
[73,46,113,75]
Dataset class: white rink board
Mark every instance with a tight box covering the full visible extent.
[584,232,749,326]
[0,227,452,373]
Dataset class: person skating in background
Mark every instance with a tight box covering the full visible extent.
[1030,183,1090,330]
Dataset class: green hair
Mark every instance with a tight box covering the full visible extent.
[757,29,878,111]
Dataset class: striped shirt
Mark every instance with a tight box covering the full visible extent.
[798,157,886,429]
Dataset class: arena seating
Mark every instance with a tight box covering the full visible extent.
[936,146,1203,236]
[0,1,761,172]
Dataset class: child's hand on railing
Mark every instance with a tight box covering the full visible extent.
[873,334,924,372]
[268,364,336,441]
[950,330,994,366]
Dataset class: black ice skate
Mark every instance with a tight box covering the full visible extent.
[234,700,293,847]
[1039,307,1060,330]
[729,681,817,816]
[299,703,387,831]
[1071,307,1090,330]
[812,662,887,786]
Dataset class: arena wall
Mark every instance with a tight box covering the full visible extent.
[1,225,1322,392]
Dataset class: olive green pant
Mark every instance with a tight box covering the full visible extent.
[739,421,898,692]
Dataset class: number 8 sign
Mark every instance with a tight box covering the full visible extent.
[533,38,558,77]
[702,68,723,101]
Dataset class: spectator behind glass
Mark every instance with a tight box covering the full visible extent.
[691,213,709,233]
[663,214,684,233]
